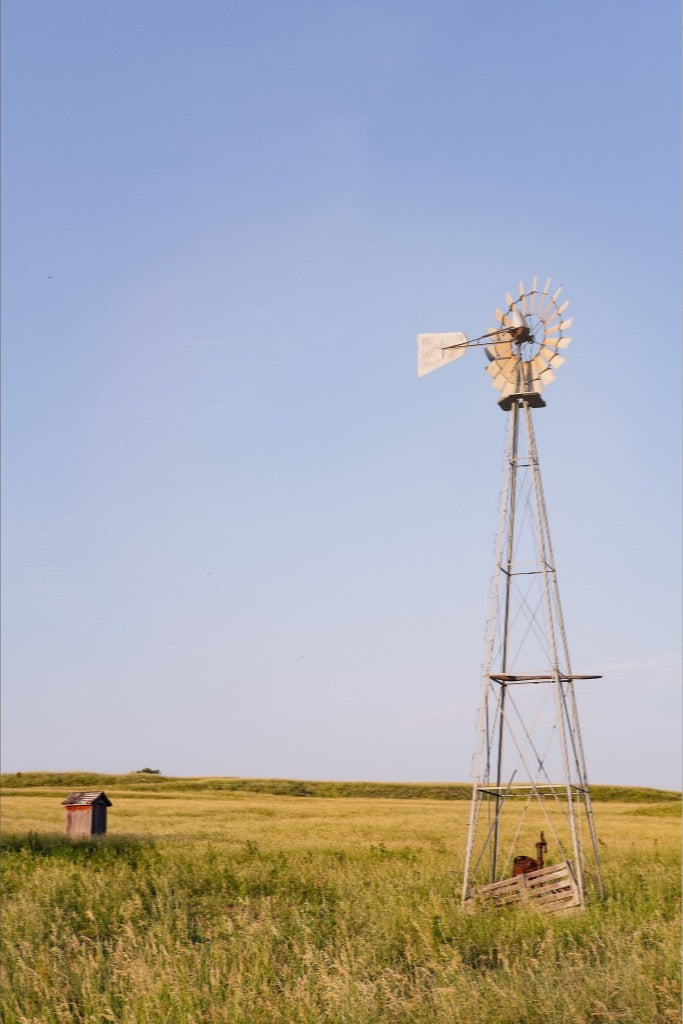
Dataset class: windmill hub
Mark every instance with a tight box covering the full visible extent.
[509,319,532,345]
[512,314,542,362]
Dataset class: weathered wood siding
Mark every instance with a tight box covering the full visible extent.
[65,806,93,838]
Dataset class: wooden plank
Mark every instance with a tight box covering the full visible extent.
[537,894,579,909]
[529,883,578,902]
[534,889,579,906]
[485,877,526,892]
[527,869,574,888]
[478,876,523,893]
[527,879,573,895]
[532,884,577,903]
[532,889,577,906]
[485,882,526,897]
[526,861,575,881]
[529,879,574,894]
[537,894,581,911]
[535,876,578,894]
[543,901,580,914]
[526,860,573,877]
[485,894,525,907]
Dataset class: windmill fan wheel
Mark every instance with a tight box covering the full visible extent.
[485,278,573,400]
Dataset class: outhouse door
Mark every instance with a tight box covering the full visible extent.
[91,802,107,835]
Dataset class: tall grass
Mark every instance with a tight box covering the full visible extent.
[1,789,680,1023]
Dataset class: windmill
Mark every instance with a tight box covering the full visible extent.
[418,278,603,911]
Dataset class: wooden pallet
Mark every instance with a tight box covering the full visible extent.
[472,860,581,913]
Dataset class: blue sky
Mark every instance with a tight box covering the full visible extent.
[2,0,680,787]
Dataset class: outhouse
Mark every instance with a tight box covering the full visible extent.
[62,791,112,837]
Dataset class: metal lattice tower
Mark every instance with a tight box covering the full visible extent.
[418,278,603,909]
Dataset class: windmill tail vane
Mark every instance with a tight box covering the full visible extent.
[418,278,603,913]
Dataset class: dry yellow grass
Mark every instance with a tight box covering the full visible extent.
[1,784,680,1024]
[2,787,678,850]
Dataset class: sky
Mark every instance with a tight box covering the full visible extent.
[2,0,680,789]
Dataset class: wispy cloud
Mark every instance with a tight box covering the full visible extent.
[596,651,680,676]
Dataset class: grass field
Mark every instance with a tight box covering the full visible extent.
[1,776,680,1023]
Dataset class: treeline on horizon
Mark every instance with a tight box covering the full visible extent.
[1,771,680,803]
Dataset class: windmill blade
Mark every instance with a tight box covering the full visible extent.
[487,356,518,384]
[537,286,565,322]
[487,338,514,360]
[539,367,556,386]
[542,277,552,295]
[519,283,528,314]
[506,291,514,308]
[539,345,558,362]
[492,321,514,338]
[417,332,469,377]
[494,341,514,359]
[527,276,539,312]
[557,300,570,315]
[557,336,572,349]
[529,355,547,380]
[548,353,566,368]
[486,358,504,379]
[508,307,525,329]
[545,312,572,333]
[537,296,556,321]
[485,363,505,389]
[488,324,513,343]
[487,370,508,393]
[528,276,540,311]
[496,355,519,382]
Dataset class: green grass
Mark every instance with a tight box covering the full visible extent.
[1,782,680,1023]
[2,771,680,802]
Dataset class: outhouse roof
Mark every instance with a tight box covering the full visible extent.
[61,791,112,807]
